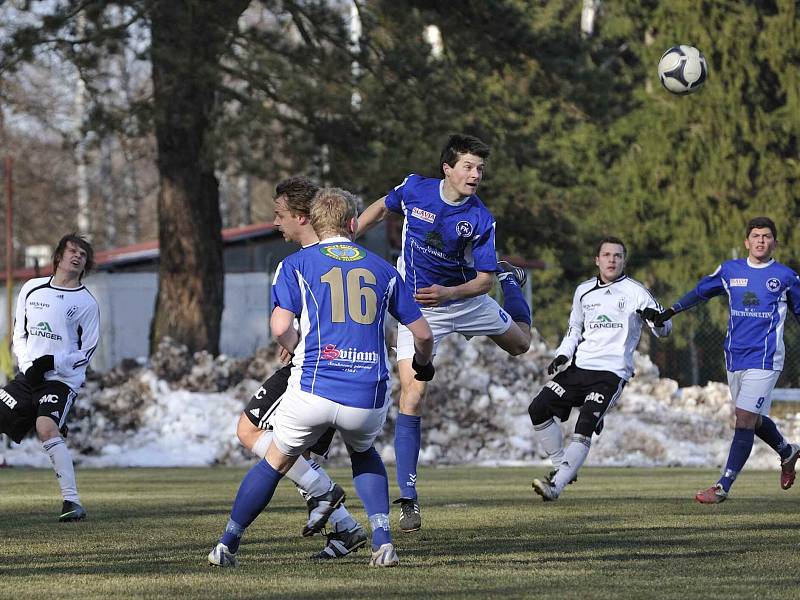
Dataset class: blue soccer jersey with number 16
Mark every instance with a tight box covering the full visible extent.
[271,237,423,409]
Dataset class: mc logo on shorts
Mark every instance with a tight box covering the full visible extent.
[38,394,59,404]
[585,392,605,404]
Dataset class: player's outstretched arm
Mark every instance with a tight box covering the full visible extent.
[786,273,800,323]
[270,306,299,353]
[355,196,388,239]
[414,271,494,306]
[637,307,675,329]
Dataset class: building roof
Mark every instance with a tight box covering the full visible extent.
[8,221,545,281]
[9,222,278,281]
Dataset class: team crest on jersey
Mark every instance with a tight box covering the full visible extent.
[455,220,474,238]
[320,244,365,262]
[411,207,436,223]
[66,305,79,319]
[617,297,626,311]
[766,278,781,292]
[742,292,759,307]
[730,278,748,287]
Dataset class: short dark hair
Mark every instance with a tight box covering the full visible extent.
[746,216,777,240]
[52,233,94,279]
[439,134,490,176]
[275,176,319,217]
[595,236,627,257]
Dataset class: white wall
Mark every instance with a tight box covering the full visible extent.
[0,271,271,373]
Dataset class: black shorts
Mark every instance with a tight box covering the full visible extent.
[244,365,336,456]
[0,374,76,443]
[534,365,625,436]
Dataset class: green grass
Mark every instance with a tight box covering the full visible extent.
[2,466,800,599]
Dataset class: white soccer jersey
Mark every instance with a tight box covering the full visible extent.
[555,274,671,379]
[12,276,100,391]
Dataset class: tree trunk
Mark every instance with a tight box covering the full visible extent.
[73,14,91,236]
[149,1,249,355]
[237,174,251,226]
[100,136,116,246]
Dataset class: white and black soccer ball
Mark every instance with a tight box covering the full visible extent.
[657,45,707,95]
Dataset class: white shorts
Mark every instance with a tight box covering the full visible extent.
[396,294,512,361]
[271,385,390,456]
[726,369,781,415]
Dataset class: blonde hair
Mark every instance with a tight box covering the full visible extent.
[310,187,359,238]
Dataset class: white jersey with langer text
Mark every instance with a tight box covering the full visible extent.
[555,274,671,380]
[12,276,100,391]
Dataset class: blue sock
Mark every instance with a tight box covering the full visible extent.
[500,277,532,326]
[394,413,421,500]
[351,446,391,549]
[220,459,283,552]
[755,416,791,460]
[718,428,754,492]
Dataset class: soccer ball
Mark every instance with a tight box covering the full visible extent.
[657,45,707,95]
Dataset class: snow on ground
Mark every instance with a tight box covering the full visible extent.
[3,335,799,472]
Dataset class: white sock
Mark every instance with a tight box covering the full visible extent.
[330,506,357,532]
[553,434,591,493]
[287,457,331,498]
[534,418,564,467]
[251,430,273,459]
[42,437,80,503]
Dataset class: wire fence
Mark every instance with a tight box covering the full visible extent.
[647,302,800,388]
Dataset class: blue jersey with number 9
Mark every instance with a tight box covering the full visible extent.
[272,238,423,409]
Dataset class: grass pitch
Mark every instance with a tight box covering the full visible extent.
[2,466,800,599]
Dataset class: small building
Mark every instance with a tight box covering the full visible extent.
[1,221,539,372]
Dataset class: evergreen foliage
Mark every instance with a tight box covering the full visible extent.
[1,1,797,380]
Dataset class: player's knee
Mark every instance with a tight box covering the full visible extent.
[400,394,423,415]
[236,413,259,448]
[398,377,425,414]
[505,332,530,356]
[35,416,59,441]
[575,409,600,438]
[528,393,552,426]
[509,342,529,356]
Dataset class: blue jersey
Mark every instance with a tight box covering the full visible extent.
[272,237,422,409]
[673,259,800,371]
[385,174,498,305]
